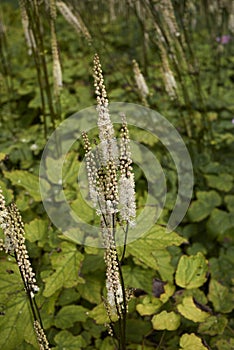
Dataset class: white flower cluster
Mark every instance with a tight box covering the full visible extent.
[34,320,50,350]
[0,189,39,296]
[83,55,137,319]
[57,1,91,41]
[133,59,149,100]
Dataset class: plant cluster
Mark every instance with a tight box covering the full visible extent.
[0,1,233,349]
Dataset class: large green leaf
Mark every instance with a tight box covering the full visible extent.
[77,274,102,304]
[177,296,210,322]
[88,302,118,324]
[205,174,233,192]
[42,242,84,297]
[136,295,162,316]
[215,338,234,350]
[54,305,88,329]
[187,191,222,222]
[208,279,234,313]
[25,218,49,246]
[225,195,234,212]
[4,170,41,201]
[206,208,234,238]
[175,253,208,289]
[54,330,87,350]
[126,225,186,278]
[179,333,208,350]
[198,315,228,336]
[152,311,180,331]
[0,259,38,349]
[122,265,155,294]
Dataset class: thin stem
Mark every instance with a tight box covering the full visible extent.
[120,222,129,263]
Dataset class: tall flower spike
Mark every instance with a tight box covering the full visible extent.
[0,188,39,296]
[119,114,136,225]
[18,0,36,55]
[82,131,98,209]
[132,59,149,103]
[56,1,92,42]
[102,222,123,317]
[34,321,50,350]
[93,54,118,164]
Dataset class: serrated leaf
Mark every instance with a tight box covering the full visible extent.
[0,260,38,349]
[198,315,228,335]
[206,208,234,238]
[136,296,162,316]
[175,253,208,289]
[55,305,88,329]
[122,265,155,294]
[4,170,41,201]
[54,330,87,350]
[62,151,80,185]
[25,218,48,244]
[127,225,186,274]
[188,191,222,222]
[0,181,14,205]
[77,274,102,304]
[0,152,6,161]
[225,195,234,212]
[152,310,180,331]
[88,303,118,324]
[215,338,234,350]
[180,333,208,350]
[42,242,84,297]
[177,296,210,322]
[205,174,233,192]
[45,156,63,184]
[208,279,234,313]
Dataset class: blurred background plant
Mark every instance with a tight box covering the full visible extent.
[0,0,233,349]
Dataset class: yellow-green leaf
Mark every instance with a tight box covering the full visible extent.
[4,170,41,201]
[180,333,208,350]
[208,279,234,313]
[177,296,210,322]
[42,242,84,297]
[152,311,181,331]
[175,253,208,289]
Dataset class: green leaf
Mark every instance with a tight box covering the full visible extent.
[54,305,88,329]
[198,315,228,336]
[180,333,208,350]
[4,170,41,201]
[62,151,80,185]
[25,218,48,245]
[177,296,210,322]
[225,195,234,212]
[206,208,234,238]
[0,181,14,205]
[152,311,181,331]
[188,191,222,222]
[127,225,186,278]
[215,338,234,350]
[42,242,84,297]
[122,265,155,294]
[88,303,118,324]
[208,279,234,313]
[175,253,208,289]
[205,174,233,192]
[136,295,162,316]
[77,274,102,304]
[54,330,87,350]
[0,260,38,349]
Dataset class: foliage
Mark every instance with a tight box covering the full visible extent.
[0,0,234,349]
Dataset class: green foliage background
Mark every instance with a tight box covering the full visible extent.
[0,1,234,349]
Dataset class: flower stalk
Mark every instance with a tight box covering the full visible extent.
[0,188,50,350]
[82,54,136,349]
